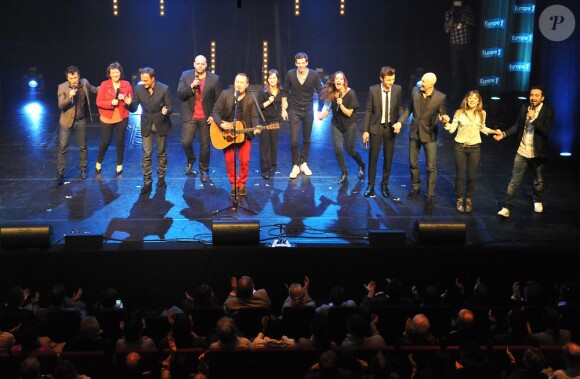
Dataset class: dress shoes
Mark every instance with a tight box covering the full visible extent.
[364,186,376,198]
[200,171,209,182]
[185,160,197,175]
[230,187,237,197]
[358,164,365,180]
[407,189,420,200]
[80,170,87,180]
[381,186,390,198]
[140,183,152,194]
[425,196,434,211]
[338,173,348,185]
[157,177,167,187]
[262,173,270,179]
[54,174,64,185]
[238,186,248,196]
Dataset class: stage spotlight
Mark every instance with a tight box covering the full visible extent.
[23,67,44,95]
[560,152,572,157]
[490,96,501,100]
[295,0,300,16]
[160,0,165,16]
[113,0,118,16]
[210,41,216,73]
[340,0,345,15]
[262,41,269,85]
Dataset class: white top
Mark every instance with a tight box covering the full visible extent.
[445,110,493,145]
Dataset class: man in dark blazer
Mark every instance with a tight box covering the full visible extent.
[130,67,173,195]
[494,86,554,218]
[362,66,404,198]
[398,72,449,210]
[55,66,98,184]
[177,55,222,181]
[212,73,260,197]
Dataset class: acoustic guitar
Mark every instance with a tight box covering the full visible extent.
[210,120,280,150]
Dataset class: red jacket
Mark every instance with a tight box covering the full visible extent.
[96,79,133,119]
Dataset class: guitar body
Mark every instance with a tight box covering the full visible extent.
[210,120,246,150]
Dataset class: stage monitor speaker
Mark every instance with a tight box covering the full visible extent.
[212,220,260,245]
[65,233,103,250]
[368,230,406,247]
[414,221,466,245]
[0,225,53,249]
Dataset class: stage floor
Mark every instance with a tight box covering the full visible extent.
[1,98,580,251]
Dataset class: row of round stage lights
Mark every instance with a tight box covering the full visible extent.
[112,0,165,16]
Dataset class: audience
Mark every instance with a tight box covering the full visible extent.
[550,342,580,379]
[223,276,272,315]
[208,316,251,350]
[283,276,316,309]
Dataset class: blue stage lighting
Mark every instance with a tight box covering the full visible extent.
[28,79,39,88]
[560,152,572,157]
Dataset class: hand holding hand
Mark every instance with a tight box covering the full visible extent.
[281,109,288,121]
[161,106,168,115]
[393,122,402,134]
[362,132,369,144]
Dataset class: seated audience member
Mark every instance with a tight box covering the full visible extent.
[10,324,54,356]
[444,308,484,346]
[283,276,315,309]
[158,312,208,351]
[253,315,297,349]
[298,315,334,353]
[180,284,220,311]
[506,347,550,379]
[361,278,415,316]
[453,342,502,379]
[54,359,91,379]
[401,313,439,346]
[0,322,16,352]
[531,307,571,345]
[208,316,251,350]
[341,314,386,350]
[19,356,42,379]
[303,349,354,379]
[492,307,535,345]
[63,316,113,357]
[94,287,122,310]
[316,285,356,316]
[116,311,157,351]
[224,276,272,315]
[550,342,580,379]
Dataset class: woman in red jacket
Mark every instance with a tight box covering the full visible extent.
[96,62,133,175]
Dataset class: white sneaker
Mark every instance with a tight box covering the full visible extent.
[497,207,510,218]
[534,202,543,213]
[300,162,312,176]
[289,165,300,179]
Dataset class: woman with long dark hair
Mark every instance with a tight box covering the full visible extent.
[319,71,365,185]
[257,69,283,179]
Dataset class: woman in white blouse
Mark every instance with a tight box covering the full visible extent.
[445,90,500,212]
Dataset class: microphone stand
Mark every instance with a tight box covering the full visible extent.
[213,91,257,215]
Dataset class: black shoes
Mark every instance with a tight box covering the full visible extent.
[425,196,434,211]
[200,171,209,182]
[364,186,376,198]
[80,170,87,180]
[358,164,365,180]
[338,174,348,185]
[140,183,152,194]
[381,186,390,198]
[157,178,166,187]
[407,189,420,200]
[262,173,270,179]
[54,174,64,185]
[185,160,197,175]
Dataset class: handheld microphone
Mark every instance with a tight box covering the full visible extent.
[336,92,343,111]
[115,87,120,101]
[193,74,200,89]
[235,90,240,99]
[70,85,77,104]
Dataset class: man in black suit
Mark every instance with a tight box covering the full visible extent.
[494,86,554,218]
[362,66,404,198]
[130,67,173,195]
[399,72,449,210]
[177,55,222,181]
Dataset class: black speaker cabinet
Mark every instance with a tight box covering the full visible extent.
[368,230,407,247]
[212,220,260,245]
[414,221,466,245]
[65,234,104,250]
[0,225,53,249]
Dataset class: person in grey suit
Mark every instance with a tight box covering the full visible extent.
[130,67,173,195]
[55,66,98,185]
[362,66,404,198]
[177,55,222,181]
[399,72,449,210]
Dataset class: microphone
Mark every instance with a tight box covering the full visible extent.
[70,85,77,105]
[235,90,240,100]
[364,140,368,151]
[115,87,120,101]
[193,74,200,89]
[336,92,342,111]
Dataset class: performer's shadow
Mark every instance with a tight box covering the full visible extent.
[180,176,224,231]
[271,176,333,235]
[105,187,174,249]
[67,177,120,221]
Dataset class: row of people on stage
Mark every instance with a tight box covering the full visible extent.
[54,51,553,216]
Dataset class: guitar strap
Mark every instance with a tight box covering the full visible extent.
[248,90,267,124]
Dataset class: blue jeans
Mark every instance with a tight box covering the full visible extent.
[454,143,481,198]
[289,109,314,166]
[409,139,437,197]
[504,153,545,208]
[57,119,87,175]
[332,125,364,175]
[182,119,210,172]
[142,126,167,185]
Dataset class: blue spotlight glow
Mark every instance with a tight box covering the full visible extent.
[24,102,44,116]
[491,96,501,100]
[28,79,39,88]
[560,152,572,157]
